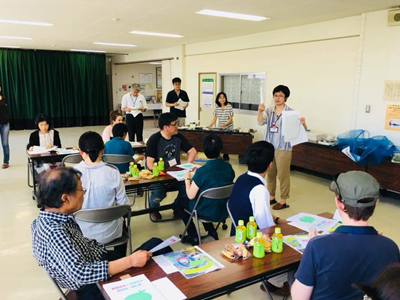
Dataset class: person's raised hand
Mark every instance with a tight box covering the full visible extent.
[128,250,151,268]
[258,103,265,112]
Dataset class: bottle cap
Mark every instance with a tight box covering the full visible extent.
[154,163,158,166]
[238,220,244,226]
[159,158,163,161]
[257,232,263,238]
[275,227,281,234]
[134,164,137,167]
[249,216,255,222]
[130,162,134,166]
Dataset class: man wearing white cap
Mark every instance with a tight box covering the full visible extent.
[291,171,400,300]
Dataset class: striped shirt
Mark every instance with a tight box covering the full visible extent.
[213,104,234,129]
[31,211,108,291]
[258,105,293,151]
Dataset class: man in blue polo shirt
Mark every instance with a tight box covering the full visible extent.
[291,171,400,300]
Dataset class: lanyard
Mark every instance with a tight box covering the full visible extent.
[129,95,138,107]
[271,112,282,126]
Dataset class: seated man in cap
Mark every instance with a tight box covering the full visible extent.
[31,167,171,300]
[291,171,400,300]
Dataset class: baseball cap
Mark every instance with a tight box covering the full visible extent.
[329,171,379,208]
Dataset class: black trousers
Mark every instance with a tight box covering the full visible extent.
[174,197,215,238]
[126,113,143,142]
[74,237,171,300]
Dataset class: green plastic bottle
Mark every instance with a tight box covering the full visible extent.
[235,220,246,243]
[129,162,134,177]
[153,162,159,177]
[271,227,283,253]
[133,164,139,177]
[246,216,257,239]
[253,232,265,258]
[158,158,164,171]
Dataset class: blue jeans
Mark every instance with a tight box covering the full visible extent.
[0,123,10,164]
[149,184,187,209]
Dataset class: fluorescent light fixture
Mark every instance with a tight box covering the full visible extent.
[93,42,137,47]
[196,9,268,21]
[71,49,106,53]
[0,36,32,40]
[148,62,162,65]
[0,19,55,26]
[0,45,21,49]
[130,31,183,38]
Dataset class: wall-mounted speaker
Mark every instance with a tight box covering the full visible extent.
[388,9,400,26]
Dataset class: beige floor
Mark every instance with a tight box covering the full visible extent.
[1,120,399,300]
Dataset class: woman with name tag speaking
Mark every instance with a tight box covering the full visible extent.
[121,83,147,142]
[257,85,307,210]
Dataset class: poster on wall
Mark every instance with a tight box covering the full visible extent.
[201,78,214,108]
[140,73,153,84]
[156,67,162,89]
[384,104,400,131]
[383,80,400,102]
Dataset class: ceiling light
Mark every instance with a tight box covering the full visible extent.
[0,45,21,49]
[0,19,55,26]
[196,9,268,21]
[93,42,137,47]
[148,62,162,65]
[0,36,32,40]
[130,31,183,38]
[71,49,106,53]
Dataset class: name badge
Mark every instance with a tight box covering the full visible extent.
[270,127,278,133]
[169,158,177,167]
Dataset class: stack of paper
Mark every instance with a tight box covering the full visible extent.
[175,99,187,111]
[57,149,79,155]
[281,111,308,146]
[28,146,57,155]
[103,274,186,300]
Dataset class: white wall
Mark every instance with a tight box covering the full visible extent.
[355,10,400,144]
[185,17,361,141]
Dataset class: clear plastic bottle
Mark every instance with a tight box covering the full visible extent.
[158,158,164,171]
[133,164,139,177]
[235,220,246,243]
[271,227,283,253]
[246,216,257,240]
[253,232,265,258]
[129,162,134,177]
[153,162,159,177]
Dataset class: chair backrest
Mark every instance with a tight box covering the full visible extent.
[226,200,236,228]
[62,154,83,166]
[74,205,131,225]
[102,154,133,165]
[44,271,68,300]
[197,184,234,201]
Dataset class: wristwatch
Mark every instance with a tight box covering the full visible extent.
[274,217,280,225]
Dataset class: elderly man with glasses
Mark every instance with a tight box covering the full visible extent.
[145,112,197,221]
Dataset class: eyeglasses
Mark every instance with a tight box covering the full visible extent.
[77,188,87,195]
[169,122,178,127]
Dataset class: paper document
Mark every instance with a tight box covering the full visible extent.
[341,146,361,162]
[175,99,187,111]
[287,212,339,234]
[103,274,166,300]
[152,255,179,274]
[130,141,144,147]
[283,233,309,254]
[281,111,308,146]
[176,163,201,170]
[152,278,187,300]
[162,246,224,279]
[290,125,308,147]
[167,170,186,181]
[57,149,79,155]
[149,236,181,253]
[28,146,57,155]
[333,209,342,222]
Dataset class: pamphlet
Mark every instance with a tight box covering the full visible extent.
[287,212,339,234]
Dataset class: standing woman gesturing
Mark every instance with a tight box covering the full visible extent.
[0,85,10,169]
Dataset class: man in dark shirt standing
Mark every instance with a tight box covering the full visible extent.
[146,113,197,221]
[165,77,190,127]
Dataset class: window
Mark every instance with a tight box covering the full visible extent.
[220,73,265,112]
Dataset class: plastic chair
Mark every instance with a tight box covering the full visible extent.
[104,163,135,206]
[182,184,234,244]
[102,154,133,168]
[44,271,77,300]
[74,205,132,254]
[61,154,82,166]
[226,200,236,228]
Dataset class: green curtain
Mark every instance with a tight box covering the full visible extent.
[0,49,109,130]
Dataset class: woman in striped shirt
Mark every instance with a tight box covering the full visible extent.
[208,92,234,160]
